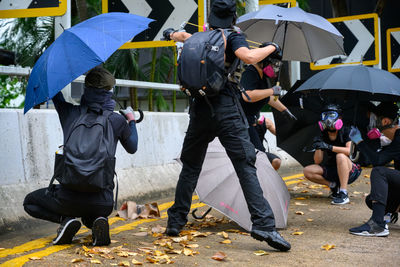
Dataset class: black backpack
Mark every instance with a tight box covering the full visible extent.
[52,106,116,193]
[178,29,234,98]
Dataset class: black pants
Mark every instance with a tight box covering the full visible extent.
[167,94,276,231]
[23,187,113,228]
[366,167,400,213]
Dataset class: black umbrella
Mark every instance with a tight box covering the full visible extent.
[295,65,400,102]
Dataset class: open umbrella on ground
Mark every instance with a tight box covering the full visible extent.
[184,138,290,230]
[24,12,153,113]
[236,5,344,62]
[274,65,400,166]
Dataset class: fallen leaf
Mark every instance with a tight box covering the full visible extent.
[306,218,314,222]
[300,190,309,193]
[133,232,148,237]
[295,211,304,215]
[29,257,42,261]
[118,260,130,266]
[339,207,351,210]
[353,191,362,195]
[117,251,130,257]
[183,247,194,256]
[111,240,119,243]
[253,250,268,256]
[131,258,143,265]
[364,174,370,178]
[220,239,232,244]
[91,259,102,264]
[291,232,304,235]
[172,236,188,243]
[308,209,321,212]
[295,202,308,206]
[151,225,166,233]
[295,197,307,200]
[205,246,210,249]
[211,251,227,261]
[308,185,325,189]
[226,229,240,233]
[186,244,199,248]
[71,258,84,263]
[138,227,148,232]
[321,244,335,251]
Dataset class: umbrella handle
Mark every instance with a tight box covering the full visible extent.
[135,109,144,123]
[191,207,212,220]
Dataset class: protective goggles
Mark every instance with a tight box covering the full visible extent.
[321,111,339,121]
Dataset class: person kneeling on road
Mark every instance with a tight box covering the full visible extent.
[303,104,361,205]
[162,0,290,252]
[23,66,138,246]
[349,102,400,237]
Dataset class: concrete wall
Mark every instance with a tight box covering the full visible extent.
[0,109,299,230]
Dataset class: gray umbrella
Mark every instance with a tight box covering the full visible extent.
[192,138,290,230]
[295,65,400,101]
[236,5,344,62]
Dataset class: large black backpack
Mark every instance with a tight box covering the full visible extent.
[52,106,116,193]
[178,29,234,98]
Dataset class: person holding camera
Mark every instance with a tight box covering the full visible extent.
[162,0,291,252]
[23,66,138,246]
[349,102,400,237]
[303,104,361,205]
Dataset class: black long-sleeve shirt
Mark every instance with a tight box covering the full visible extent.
[51,92,138,206]
[358,128,400,170]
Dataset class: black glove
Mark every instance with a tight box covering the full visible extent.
[281,109,297,121]
[261,42,282,57]
[162,28,176,41]
[312,140,333,151]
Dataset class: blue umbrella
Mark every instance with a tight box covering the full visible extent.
[24,12,153,113]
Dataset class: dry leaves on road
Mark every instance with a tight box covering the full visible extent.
[211,251,227,261]
[291,231,304,235]
[321,244,335,251]
[253,250,269,256]
[295,211,305,215]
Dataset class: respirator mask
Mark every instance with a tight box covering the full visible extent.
[318,110,343,132]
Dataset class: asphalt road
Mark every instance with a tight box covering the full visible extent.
[1,168,399,267]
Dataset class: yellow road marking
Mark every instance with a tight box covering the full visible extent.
[282,173,304,181]
[0,174,302,266]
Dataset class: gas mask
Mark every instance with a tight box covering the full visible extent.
[318,110,343,132]
[262,59,281,78]
[367,113,381,139]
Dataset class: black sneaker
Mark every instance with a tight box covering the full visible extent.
[331,191,349,205]
[349,219,389,237]
[251,229,291,251]
[92,217,110,246]
[53,218,81,245]
[329,185,339,199]
[165,225,181,236]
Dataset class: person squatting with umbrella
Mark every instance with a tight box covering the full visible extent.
[23,67,139,246]
[162,0,291,251]
[303,104,362,205]
[349,102,400,237]
[239,46,297,171]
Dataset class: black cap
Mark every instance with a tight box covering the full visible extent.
[209,0,236,29]
[376,102,399,120]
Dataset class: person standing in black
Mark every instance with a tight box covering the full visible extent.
[162,0,290,252]
[349,102,400,237]
[23,67,138,246]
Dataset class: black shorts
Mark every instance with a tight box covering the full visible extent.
[322,163,361,184]
[266,152,280,163]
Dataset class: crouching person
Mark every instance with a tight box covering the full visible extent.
[303,104,361,205]
[349,102,400,237]
[23,66,138,245]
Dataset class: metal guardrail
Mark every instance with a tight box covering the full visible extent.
[0,65,181,91]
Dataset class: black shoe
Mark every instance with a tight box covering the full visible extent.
[53,218,81,245]
[331,191,350,205]
[329,185,339,199]
[349,219,389,237]
[251,229,291,251]
[92,217,110,246]
[165,226,181,236]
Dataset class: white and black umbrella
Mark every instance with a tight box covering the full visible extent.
[187,138,290,230]
[236,5,345,62]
